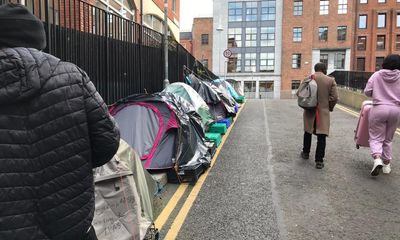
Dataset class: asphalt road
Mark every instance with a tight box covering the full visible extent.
[173,99,400,240]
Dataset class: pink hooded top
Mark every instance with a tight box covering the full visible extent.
[364,69,400,106]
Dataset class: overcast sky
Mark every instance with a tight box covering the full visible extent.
[180,0,213,32]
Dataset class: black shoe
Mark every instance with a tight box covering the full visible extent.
[315,162,324,169]
[301,151,309,159]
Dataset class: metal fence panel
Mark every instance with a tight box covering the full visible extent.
[330,70,374,91]
[1,0,209,104]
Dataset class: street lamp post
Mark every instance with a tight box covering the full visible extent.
[163,0,169,88]
[216,25,223,77]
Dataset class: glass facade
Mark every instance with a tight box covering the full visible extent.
[228,2,243,22]
[227,1,277,74]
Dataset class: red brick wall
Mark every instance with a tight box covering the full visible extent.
[281,0,355,92]
[152,0,180,22]
[354,1,400,72]
[180,39,193,54]
[192,18,213,71]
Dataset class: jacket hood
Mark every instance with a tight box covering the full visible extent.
[379,69,400,83]
[0,47,59,105]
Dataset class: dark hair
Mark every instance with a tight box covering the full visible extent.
[314,62,327,75]
[382,54,400,70]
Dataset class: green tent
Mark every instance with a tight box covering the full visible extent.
[163,82,214,129]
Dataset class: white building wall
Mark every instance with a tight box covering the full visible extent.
[213,0,282,99]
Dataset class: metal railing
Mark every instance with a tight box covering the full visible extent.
[329,70,374,91]
[1,0,212,104]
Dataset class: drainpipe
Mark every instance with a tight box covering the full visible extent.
[163,0,169,88]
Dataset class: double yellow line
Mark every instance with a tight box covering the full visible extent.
[336,104,400,136]
[154,102,247,239]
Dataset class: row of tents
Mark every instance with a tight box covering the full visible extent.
[92,73,245,239]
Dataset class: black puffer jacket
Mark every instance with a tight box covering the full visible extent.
[0,48,120,239]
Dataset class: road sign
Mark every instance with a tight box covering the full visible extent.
[223,49,232,58]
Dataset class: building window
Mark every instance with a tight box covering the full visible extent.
[228,2,242,22]
[337,26,347,41]
[292,54,301,68]
[320,0,329,15]
[338,0,347,14]
[360,0,367,3]
[396,35,400,50]
[357,36,367,50]
[260,27,275,47]
[259,81,274,96]
[201,34,209,45]
[294,0,303,16]
[378,0,385,3]
[260,53,275,72]
[245,28,257,47]
[245,53,257,72]
[293,27,302,42]
[357,58,365,71]
[376,57,384,70]
[320,53,328,66]
[397,13,400,27]
[292,80,301,90]
[334,52,345,69]
[359,15,367,29]
[172,0,176,12]
[376,35,386,50]
[261,0,276,21]
[228,28,242,47]
[319,27,328,41]
[246,2,258,21]
[377,13,386,28]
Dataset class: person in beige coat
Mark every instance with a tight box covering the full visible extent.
[301,63,338,169]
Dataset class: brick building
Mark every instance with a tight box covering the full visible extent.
[192,18,213,70]
[281,0,355,97]
[180,32,193,54]
[354,0,400,72]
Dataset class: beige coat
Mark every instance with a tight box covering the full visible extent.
[303,72,338,136]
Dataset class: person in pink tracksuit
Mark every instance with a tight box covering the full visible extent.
[364,54,400,176]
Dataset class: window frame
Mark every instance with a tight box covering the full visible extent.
[260,52,275,72]
[319,0,329,15]
[292,54,301,69]
[293,27,302,42]
[359,14,367,29]
[377,13,386,28]
[201,34,209,45]
[319,26,328,41]
[293,0,303,16]
[357,36,367,50]
[338,0,347,14]
[337,26,347,41]
[376,35,386,50]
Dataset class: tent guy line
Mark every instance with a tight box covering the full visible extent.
[163,101,247,240]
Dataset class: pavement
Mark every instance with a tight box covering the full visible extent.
[156,99,400,240]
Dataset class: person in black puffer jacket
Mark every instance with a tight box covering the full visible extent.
[0,3,120,240]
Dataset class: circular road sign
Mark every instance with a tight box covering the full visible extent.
[223,49,232,58]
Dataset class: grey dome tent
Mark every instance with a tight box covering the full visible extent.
[109,93,211,182]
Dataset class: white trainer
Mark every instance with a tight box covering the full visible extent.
[382,163,391,174]
[371,158,383,176]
